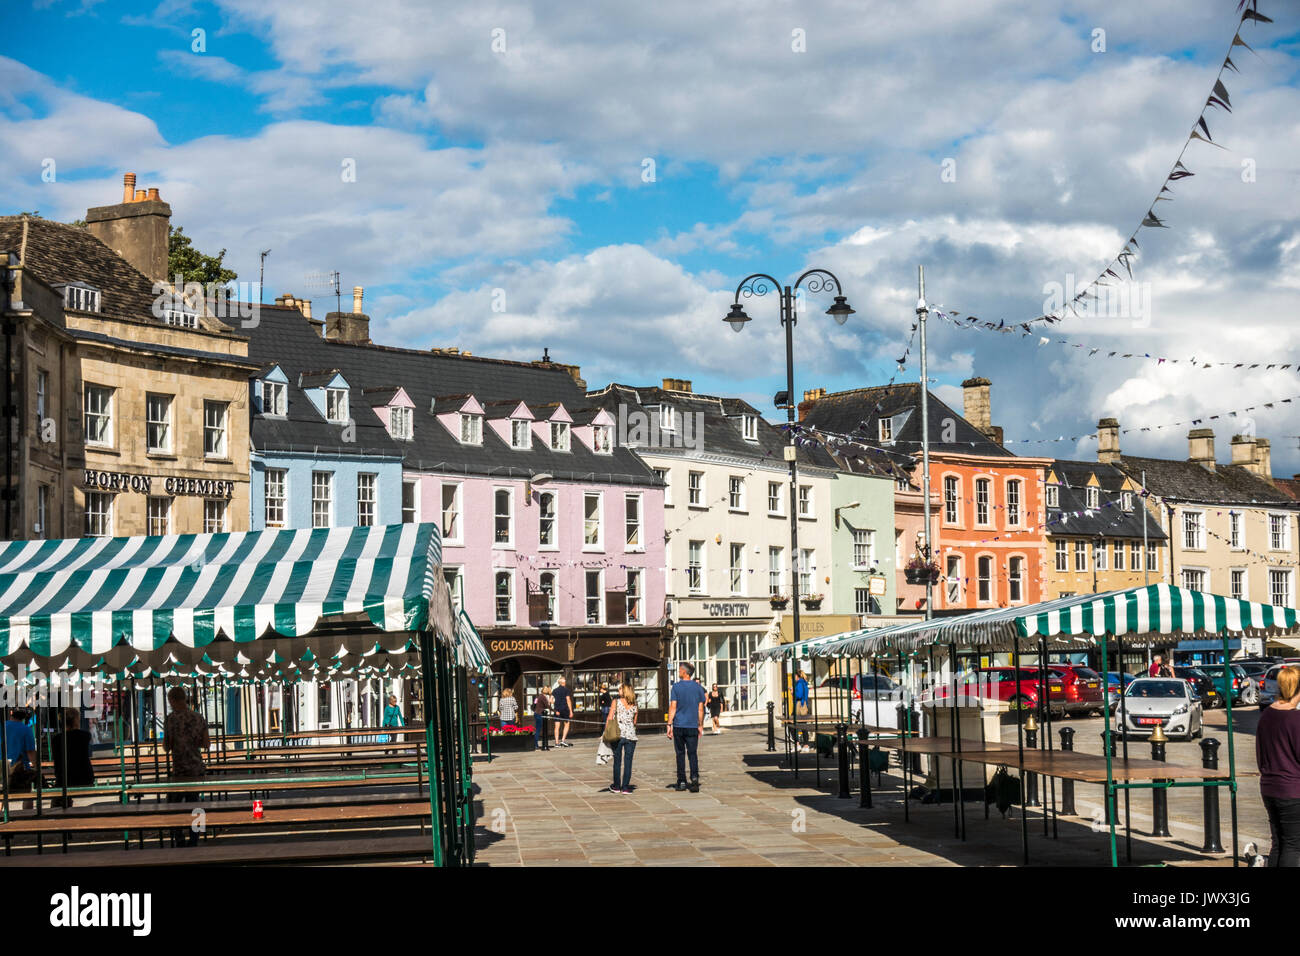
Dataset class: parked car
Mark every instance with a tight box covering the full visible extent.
[1119,677,1204,741]
[1046,664,1105,718]
[1173,666,1218,708]
[1198,663,1253,706]
[1260,664,1284,706]
[931,667,1057,712]
[814,674,902,716]
[1104,672,1139,709]
[1237,660,1272,707]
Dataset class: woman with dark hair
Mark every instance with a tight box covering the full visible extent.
[1257,665,1300,866]
[707,683,723,735]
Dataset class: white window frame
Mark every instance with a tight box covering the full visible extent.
[585,569,605,624]
[852,529,875,570]
[592,423,612,454]
[549,420,570,452]
[494,487,515,549]
[945,556,962,605]
[36,484,49,538]
[1005,479,1021,526]
[975,478,991,526]
[943,475,959,524]
[325,387,349,425]
[441,482,462,544]
[878,417,893,442]
[742,415,758,442]
[460,412,483,445]
[655,468,671,506]
[797,485,814,519]
[538,490,558,549]
[265,469,287,528]
[203,498,227,534]
[537,571,557,623]
[1146,543,1159,572]
[390,405,413,441]
[1045,484,1059,508]
[63,283,100,313]
[768,546,784,596]
[729,542,746,596]
[1230,568,1247,601]
[977,555,993,604]
[401,479,418,524]
[625,568,644,625]
[687,471,704,508]
[1086,486,1100,509]
[1229,511,1243,550]
[263,380,287,417]
[799,548,816,597]
[1113,539,1126,571]
[1054,539,1067,572]
[203,400,229,459]
[443,566,465,613]
[147,496,171,536]
[84,492,113,537]
[1269,568,1294,608]
[1074,541,1087,573]
[146,393,173,454]
[511,418,531,450]
[1008,556,1025,604]
[1270,513,1291,552]
[659,405,677,432]
[1181,567,1208,593]
[356,473,377,527]
[35,369,48,425]
[311,471,333,528]
[1121,490,1134,512]
[728,476,746,513]
[1183,510,1205,551]
[1094,540,1108,571]
[583,491,604,551]
[767,481,783,516]
[83,384,113,447]
[624,493,643,551]
[494,570,515,624]
[688,540,705,594]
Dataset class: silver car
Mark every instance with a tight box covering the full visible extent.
[1260,665,1282,706]
[1118,678,1203,741]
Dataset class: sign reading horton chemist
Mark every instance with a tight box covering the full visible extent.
[83,469,235,498]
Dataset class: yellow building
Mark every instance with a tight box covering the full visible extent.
[1044,459,1168,598]
[1,176,257,539]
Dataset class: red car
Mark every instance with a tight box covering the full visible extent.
[1046,664,1105,718]
[931,667,1059,711]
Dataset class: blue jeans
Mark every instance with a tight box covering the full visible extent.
[534,713,545,747]
[612,738,637,790]
[673,727,700,782]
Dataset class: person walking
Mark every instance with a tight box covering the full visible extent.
[163,687,210,848]
[707,683,724,735]
[533,686,551,750]
[793,669,811,751]
[382,694,403,728]
[551,676,575,747]
[607,682,638,793]
[598,684,612,726]
[499,687,518,726]
[1257,665,1300,866]
[666,662,708,792]
[51,708,94,808]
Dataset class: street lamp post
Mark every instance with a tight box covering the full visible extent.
[724,271,854,746]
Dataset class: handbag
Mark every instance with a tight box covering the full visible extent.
[601,704,622,746]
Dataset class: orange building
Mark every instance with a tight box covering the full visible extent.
[800,377,1051,613]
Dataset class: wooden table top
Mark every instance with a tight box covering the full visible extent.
[947,748,1252,783]
[0,800,432,836]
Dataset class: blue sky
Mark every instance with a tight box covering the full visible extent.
[3,0,1299,471]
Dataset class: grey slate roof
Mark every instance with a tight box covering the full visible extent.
[1115,455,1296,508]
[1046,460,1167,540]
[585,383,837,470]
[228,305,658,483]
[798,384,1016,458]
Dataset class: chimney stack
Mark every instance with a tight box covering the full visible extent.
[325,287,371,344]
[962,377,992,436]
[85,172,172,283]
[1256,438,1273,483]
[803,387,825,403]
[1188,428,1216,471]
[1231,434,1257,470]
[353,286,364,314]
[661,378,693,393]
[1097,417,1122,464]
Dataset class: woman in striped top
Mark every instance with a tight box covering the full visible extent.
[499,687,518,725]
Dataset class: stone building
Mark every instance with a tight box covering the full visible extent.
[0,174,257,539]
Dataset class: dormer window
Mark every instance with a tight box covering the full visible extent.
[511,419,531,450]
[61,283,100,313]
[460,412,483,445]
[550,421,570,452]
[742,415,758,442]
[163,309,199,328]
[263,380,287,417]
[325,387,349,424]
[1121,491,1134,512]
[1045,484,1059,509]
[1086,486,1100,509]
[593,424,612,454]
[390,406,413,441]
[660,405,677,431]
[879,417,894,442]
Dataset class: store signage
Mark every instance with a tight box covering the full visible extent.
[700,601,752,618]
[488,638,558,656]
[779,614,857,644]
[83,469,234,498]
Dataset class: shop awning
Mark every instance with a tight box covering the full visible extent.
[756,584,1299,659]
[456,611,491,674]
[0,523,462,673]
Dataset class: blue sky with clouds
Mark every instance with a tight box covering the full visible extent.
[4,0,1300,471]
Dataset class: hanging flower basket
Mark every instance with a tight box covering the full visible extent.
[770,595,790,610]
[801,593,824,611]
[904,556,941,586]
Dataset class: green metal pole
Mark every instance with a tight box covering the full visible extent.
[434,640,460,864]
[1100,633,1117,867]
[1223,630,1238,866]
[417,630,445,867]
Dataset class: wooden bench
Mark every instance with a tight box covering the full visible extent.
[5,834,435,867]
[18,774,425,812]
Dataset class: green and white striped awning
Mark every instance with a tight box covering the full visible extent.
[456,611,491,675]
[756,584,1300,660]
[0,523,462,674]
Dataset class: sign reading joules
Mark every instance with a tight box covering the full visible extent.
[83,469,234,498]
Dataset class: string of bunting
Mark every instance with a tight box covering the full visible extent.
[931,1,1273,331]
[930,307,1292,373]
[787,393,1300,450]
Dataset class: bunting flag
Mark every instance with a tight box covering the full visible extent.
[931,3,1272,331]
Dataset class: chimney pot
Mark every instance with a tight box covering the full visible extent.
[86,174,173,282]
[147,187,160,201]
[122,172,136,203]
[353,286,364,314]
[134,189,147,202]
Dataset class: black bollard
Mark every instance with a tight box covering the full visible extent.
[1024,721,1040,807]
[1150,730,1171,838]
[836,723,851,799]
[1099,730,1117,825]
[766,702,776,752]
[1058,726,1076,815]
[1200,738,1224,853]
[541,714,550,751]
[858,726,872,808]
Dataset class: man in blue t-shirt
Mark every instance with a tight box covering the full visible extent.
[667,663,708,791]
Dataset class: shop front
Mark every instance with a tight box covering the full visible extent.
[672,597,781,726]
[483,627,670,734]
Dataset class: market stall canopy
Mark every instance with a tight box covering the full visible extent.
[456,611,491,674]
[757,584,1299,659]
[0,523,462,673]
